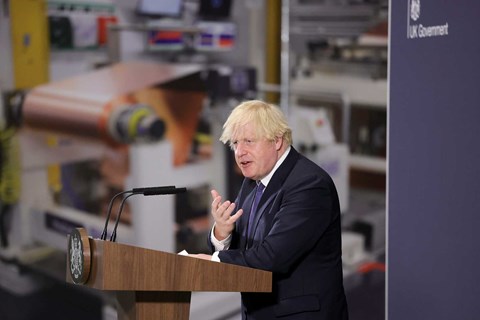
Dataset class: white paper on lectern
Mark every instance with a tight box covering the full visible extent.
[178,250,189,256]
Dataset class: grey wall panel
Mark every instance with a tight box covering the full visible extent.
[388,1,480,319]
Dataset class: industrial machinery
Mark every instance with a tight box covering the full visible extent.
[0,60,245,319]
[3,60,211,250]
[0,0,261,317]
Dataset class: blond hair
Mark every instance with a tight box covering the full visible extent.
[220,100,292,147]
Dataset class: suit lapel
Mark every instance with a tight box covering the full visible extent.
[237,179,256,248]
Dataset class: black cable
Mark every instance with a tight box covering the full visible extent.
[100,190,131,240]
[109,193,135,242]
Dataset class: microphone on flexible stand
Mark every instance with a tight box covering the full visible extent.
[100,186,176,241]
[109,193,135,242]
[108,186,187,242]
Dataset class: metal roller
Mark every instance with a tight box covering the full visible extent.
[20,61,203,145]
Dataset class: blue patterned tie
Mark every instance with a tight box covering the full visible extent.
[247,182,265,238]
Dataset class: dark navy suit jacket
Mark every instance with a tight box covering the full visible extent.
[209,147,348,319]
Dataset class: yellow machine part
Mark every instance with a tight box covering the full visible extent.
[0,129,20,204]
[10,0,59,194]
[10,0,49,89]
[265,0,281,104]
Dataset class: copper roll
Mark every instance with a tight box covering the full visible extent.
[22,62,202,144]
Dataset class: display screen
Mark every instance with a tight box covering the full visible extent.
[198,0,232,20]
[136,0,183,17]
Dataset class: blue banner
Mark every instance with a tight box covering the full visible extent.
[389,0,480,319]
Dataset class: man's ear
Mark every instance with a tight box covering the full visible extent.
[275,136,283,151]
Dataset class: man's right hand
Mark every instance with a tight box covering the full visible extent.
[211,189,243,240]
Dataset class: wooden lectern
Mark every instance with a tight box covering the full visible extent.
[66,228,271,320]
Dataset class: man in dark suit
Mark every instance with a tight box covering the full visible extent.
[193,100,348,319]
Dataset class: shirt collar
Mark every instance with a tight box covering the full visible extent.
[259,146,291,187]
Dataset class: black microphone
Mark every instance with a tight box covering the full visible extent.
[100,186,175,241]
[131,186,178,195]
[143,186,186,196]
[109,186,187,242]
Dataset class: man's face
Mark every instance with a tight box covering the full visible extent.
[231,123,281,181]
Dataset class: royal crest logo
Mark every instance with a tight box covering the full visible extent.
[68,228,91,284]
[410,0,421,21]
[69,234,83,281]
[407,0,449,40]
